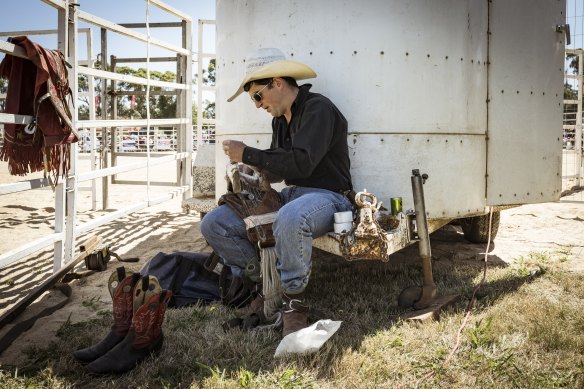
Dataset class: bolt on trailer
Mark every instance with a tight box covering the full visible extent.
[211,1,566,308]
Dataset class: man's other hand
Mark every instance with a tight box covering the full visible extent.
[222,140,246,163]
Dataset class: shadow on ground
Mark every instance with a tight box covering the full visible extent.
[0,219,545,388]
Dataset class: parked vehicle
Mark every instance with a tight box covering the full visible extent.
[79,133,101,152]
[214,0,565,247]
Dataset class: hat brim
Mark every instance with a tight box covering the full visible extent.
[227,59,316,102]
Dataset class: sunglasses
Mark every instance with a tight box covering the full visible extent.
[251,81,272,103]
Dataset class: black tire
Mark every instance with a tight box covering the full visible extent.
[397,286,422,308]
[459,211,500,243]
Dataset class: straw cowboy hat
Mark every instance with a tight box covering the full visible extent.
[227,48,317,102]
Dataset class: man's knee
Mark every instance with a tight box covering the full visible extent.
[274,210,306,238]
[199,211,216,238]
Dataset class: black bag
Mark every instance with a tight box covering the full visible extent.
[139,251,254,309]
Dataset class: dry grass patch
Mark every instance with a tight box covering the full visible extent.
[0,247,583,388]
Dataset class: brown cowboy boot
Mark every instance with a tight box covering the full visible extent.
[235,291,264,318]
[72,267,141,364]
[282,291,309,337]
[86,276,171,374]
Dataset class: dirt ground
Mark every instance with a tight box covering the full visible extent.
[0,158,583,367]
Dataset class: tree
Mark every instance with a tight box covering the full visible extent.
[194,59,216,122]
[567,53,579,75]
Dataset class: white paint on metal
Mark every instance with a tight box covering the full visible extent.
[77,152,189,182]
[348,134,486,219]
[147,0,192,22]
[0,178,51,195]
[0,113,33,125]
[216,0,564,218]
[217,0,488,137]
[77,118,188,128]
[73,8,190,55]
[79,66,189,89]
[63,4,78,265]
[0,1,194,270]
[0,40,27,59]
[486,0,565,204]
[0,233,63,269]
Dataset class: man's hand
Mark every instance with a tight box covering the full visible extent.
[222,140,246,163]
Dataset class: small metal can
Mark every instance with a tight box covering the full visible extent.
[390,197,403,215]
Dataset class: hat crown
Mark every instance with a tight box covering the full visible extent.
[245,48,286,75]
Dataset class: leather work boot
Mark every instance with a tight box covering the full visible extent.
[282,291,308,337]
[235,292,264,318]
[86,275,171,374]
[73,267,141,364]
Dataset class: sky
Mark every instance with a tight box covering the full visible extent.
[566,0,583,50]
[0,0,216,72]
[2,1,580,66]
[0,1,581,84]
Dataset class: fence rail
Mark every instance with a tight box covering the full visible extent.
[0,0,193,276]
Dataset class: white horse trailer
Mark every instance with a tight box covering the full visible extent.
[212,0,567,307]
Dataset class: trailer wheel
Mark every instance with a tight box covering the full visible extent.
[459,211,500,243]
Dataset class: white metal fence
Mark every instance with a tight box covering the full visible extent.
[0,0,193,274]
[562,1,584,202]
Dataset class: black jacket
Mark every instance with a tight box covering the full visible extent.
[242,84,352,192]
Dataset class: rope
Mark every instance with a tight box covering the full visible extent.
[260,246,282,318]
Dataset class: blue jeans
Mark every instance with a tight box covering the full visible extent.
[200,186,352,293]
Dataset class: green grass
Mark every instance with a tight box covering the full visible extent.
[0,248,583,388]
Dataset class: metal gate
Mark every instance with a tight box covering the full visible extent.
[562,1,584,202]
[0,0,193,321]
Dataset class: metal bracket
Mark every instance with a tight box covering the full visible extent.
[556,24,571,45]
